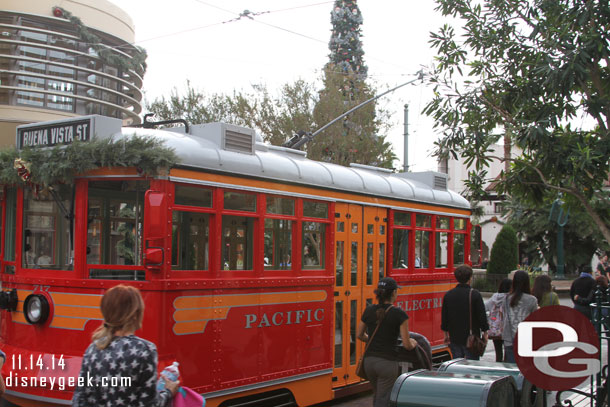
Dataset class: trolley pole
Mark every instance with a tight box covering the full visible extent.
[290,71,424,150]
[403,104,409,172]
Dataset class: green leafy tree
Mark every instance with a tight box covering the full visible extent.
[146,80,316,146]
[487,225,519,275]
[309,69,396,167]
[504,196,607,275]
[424,0,610,244]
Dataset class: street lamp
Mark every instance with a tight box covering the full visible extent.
[549,196,569,279]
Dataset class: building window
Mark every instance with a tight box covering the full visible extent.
[494,202,504,214]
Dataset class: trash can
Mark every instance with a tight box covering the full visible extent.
[389,369,518,407]
[438,359,543,407]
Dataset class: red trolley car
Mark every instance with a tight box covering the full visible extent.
[0,115,471,406]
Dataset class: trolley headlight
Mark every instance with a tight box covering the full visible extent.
[23,294,50,324]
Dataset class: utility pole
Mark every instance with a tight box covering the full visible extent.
[403,104,409,172]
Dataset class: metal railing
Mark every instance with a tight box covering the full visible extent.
[553,286,610,407]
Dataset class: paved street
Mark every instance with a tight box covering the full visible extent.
[315,294,582,407]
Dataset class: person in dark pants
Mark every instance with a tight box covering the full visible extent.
[356,277,417,407]
[571,265,597,319]
[441,264,489,360]
[485,278,512,362]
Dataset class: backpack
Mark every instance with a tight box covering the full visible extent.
[487,296,505,338]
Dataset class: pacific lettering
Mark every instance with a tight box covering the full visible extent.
[245,308,325,329]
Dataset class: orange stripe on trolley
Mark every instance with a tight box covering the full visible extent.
[53,305,103,319]
[50,316,96,330]
[11,290,103,330]
[174,290,326,309]
[172,290,328,335]
[173,307,229,321]
[49,292,103,330]
[51,292,102,308]
[173,321,208,335]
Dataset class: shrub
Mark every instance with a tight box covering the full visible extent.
[487,225,519,275]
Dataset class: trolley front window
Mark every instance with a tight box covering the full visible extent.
[22,185,72,270]
[87,181,148,279]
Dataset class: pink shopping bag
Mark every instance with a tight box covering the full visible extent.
[173,386,206,407]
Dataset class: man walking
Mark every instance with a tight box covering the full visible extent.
[441,264,489,360]
[571,265,596,319]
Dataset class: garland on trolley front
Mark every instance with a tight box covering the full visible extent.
[0,136,177,187]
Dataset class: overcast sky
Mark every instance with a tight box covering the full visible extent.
[116,0,450,172]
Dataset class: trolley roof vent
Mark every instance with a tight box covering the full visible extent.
[392,171,448,190]
[434,175,448,190]
[224,128,254,154]
[188,122,256,155]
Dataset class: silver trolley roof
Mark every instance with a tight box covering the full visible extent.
[16,115,471,214]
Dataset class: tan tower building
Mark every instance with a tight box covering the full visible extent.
[0,0,144,146]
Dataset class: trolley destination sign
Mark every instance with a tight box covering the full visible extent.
[17,119,91,149]
[16,115,123,150]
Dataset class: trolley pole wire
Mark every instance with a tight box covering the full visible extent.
[287,70,424,150]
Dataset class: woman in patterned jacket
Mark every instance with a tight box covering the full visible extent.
[73,285,179,406]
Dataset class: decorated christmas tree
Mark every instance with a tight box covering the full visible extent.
[308,0,396,168]
[328,0,367,80]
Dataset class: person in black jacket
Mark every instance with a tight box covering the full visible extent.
[571,265,597,319]
[356,277,417,407]
[441,264,489,360]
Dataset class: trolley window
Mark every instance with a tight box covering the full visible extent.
[435,216,450,268]
[435,232,449,268]
[392,210,411,269]
[22,185,72,270]
[453,233,466,265]
[87,180,148,279]
[454,218,467,230]
[221,190,256,271]
[302,221,325,269]
[392,229,409,269]
[301,200,328,270]
[453,217,468,265]
[266,196,294,215]
[222,215,254,270]
[224,191,256,212]
[172,212,209,270]
[264,196,295,271]
[175,185,212,207]
[303,200,327,219]
[264,219,292,270]
[414,230,430,268]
